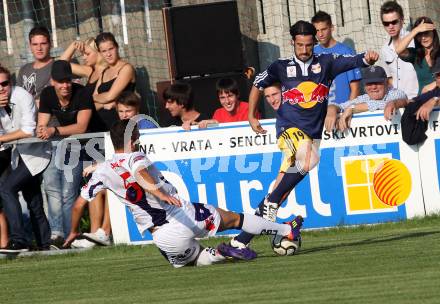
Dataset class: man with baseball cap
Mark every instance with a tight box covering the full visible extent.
[36,60,93,243]
[336,65,408,130]
[230,20,379,249]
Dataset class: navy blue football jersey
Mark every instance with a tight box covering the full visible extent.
[254,53,367,138]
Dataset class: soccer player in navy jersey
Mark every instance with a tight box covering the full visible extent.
[231,20,379,249]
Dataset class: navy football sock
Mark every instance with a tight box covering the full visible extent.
[268,167,306,204]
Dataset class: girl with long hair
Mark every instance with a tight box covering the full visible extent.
[396,17,439,93]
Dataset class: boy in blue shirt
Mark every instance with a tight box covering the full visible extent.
[312,11,362,131]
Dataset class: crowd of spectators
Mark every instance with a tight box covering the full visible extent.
[0,0,439,252]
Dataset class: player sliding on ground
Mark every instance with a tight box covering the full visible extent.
[63,119,303,267]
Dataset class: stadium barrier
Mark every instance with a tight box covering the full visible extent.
[6,133,107,184]
[106,109,440,245]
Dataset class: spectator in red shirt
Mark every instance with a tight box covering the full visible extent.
[198,78,260,128]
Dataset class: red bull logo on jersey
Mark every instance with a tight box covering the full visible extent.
[282,81,329,109]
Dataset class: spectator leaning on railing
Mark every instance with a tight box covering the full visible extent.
[409,59,440,122]
[0,66,51,253]
[163,82,209,130]
[336,65,408,131]
[36,60,93,244]
[197,78,260,129]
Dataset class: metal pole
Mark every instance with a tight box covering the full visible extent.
[20,0,35,62]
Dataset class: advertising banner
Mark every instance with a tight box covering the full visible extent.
[106,111,426,245]
[416,109,440,215]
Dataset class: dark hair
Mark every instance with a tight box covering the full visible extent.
[116,91,141,110]
[162,82,194,110]
[289,20,317,40]
[0,66,11,80]
[413,17,439,67]
[311,11,332,25]
[380,1,404,20]
[95,32,119,50]
[264,82,281,90]
[29,26,51,43]
[110,119,139,150]
[216,78,239,96]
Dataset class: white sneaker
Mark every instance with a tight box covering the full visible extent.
[71,239,96,249]
[229,238,248,249]
[258,198,279,222]
[83,228,111,246]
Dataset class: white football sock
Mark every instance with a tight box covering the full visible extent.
[241,213,290,236]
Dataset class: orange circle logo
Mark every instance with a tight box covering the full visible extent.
[373,159,411,206]
[297,82,318,109]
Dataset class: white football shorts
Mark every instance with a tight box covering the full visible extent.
[152,199,221,268]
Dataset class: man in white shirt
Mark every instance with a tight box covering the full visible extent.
[380,1,418,98]
[0,66,51,253]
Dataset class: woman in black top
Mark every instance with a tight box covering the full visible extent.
[60,38,108,132]
[93,32,136,130]
[60,38,106,89]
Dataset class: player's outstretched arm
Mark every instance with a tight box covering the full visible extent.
[248,86,266,134]
[135,168,182,207]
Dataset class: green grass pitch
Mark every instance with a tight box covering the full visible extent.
[1,215,440,304]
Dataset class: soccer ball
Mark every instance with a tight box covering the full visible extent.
[271,234,301,256]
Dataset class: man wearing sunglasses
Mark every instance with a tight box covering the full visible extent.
[0,66,51,253]
[380,1,418,99]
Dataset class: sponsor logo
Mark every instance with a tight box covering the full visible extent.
[282,81,329,109]
[342,155,412,215]
[260,229,278,236]
[286,66,296,78]
[311,63,321,74]
[373,159,411,206]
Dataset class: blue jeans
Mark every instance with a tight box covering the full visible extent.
[0,157,51,247]
[43,141,83,239]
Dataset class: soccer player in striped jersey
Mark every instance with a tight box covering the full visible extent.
[64,119,303,268]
